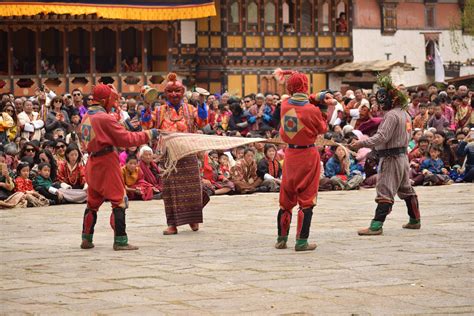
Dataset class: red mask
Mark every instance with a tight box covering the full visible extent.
[164,73,185,106]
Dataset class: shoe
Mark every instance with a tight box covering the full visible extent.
[295,243,317,251]
[113,243,139,251]
[163,226,178,235]
[358,227,383,236]
[80,240,94,249]
[49,199,56,206]
[402,223,421,229]
[255,186,270,193]
[189,223,199,231]
[447,180,454,185]
[275,240,287,249]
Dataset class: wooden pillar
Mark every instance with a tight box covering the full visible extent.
[141,26,147,73]
[35,27,41,77]
[90,26,95,84]
[7,27,13,77]
[63,27,68,74]
[116,25,121,73]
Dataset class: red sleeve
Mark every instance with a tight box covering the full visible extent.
[57,162,66,183]
[311,107,328,135]
[100,115,153,148]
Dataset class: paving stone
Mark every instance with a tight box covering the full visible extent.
[1,184,473,314]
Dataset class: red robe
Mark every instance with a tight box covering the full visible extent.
[80,106,155,209]
[279,96,327,210]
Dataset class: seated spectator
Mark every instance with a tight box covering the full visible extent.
[1,101,17,143]
[218,153,232,179]
[57,144,86,189]
[228,100,249,136]
[231,149,264,194]
[420,145,453,185]
[0,152,14,200]
[139,146,162,196]
[433,131,455,168]
[19,142,39,162]
[257,144,282,192]
[409,129,424,152]
[456,136,474,182]
[14,162,34,193]
[122,154,156,201]
[325,145,363,190]
[119,146,138,166]
[200,151,234,195]
[427,104,449,133]
[412,103,429,130]
[34,149,58,182]
[17,100,44,141]
[454,95,472,129]
[54,139,67,163]
[33,162,63,204]
[45,96,70,140]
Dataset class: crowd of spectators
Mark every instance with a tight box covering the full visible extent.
[0,82,473,208]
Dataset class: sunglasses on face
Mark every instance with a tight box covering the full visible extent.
[6,109,14,113]
[54,100,62,103]
[66,96,72,99]
[87,98,93,101]
[73,93,81,97]
[56,145,66,149]
[25,148,35,152]
[244,100,251,103]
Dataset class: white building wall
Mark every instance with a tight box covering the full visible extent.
[352,29,474,86]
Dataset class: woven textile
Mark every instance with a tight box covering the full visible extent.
[159,132,268,175]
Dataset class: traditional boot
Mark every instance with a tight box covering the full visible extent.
[111,207,138,250]
[275,208,292,249]
[403,195,421,229]
[189,223,199,231]
[163,226,178,235]
[81,208,97,249]
[294,208,317,251]
[358,202,392,236]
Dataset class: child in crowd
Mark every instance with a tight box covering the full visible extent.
[218,153,232,179]
[14,162,34,193]
[33,162,63,204]
[119,146,138,166]
[325,145,364,190]
[122,154,155,201]
[57,144,86,189]
[200,151,235,195]
[420,145,453,185]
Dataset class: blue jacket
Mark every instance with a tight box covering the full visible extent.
[420,158,444,174]
[457,141,474,171]
[325,157,363,178]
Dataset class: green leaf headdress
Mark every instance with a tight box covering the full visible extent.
[376,74,409,110]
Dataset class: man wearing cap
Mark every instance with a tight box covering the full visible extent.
[273,68,328,251]
[80,83,158,251]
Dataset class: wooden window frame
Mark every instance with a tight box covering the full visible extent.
[264,0,278,33]
[319,0,331,33]
[300,0,314,34]
[381,3,397,35]
[246,1,260,33]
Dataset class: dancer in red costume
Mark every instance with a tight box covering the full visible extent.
[80,84,158,250]
[273,68,329,251]
[155,73,210,235]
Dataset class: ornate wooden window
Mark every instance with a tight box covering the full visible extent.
[320,1,330,32]
[247,1,259,32]
[336,0,348,33]
[282,0,296,33]
[264,1,277,32]
[228,1,241,32]
[425,5,435,28]
[301,0,314,33]
[381,3,397,34]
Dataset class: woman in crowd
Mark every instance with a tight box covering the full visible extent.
[257,144,282,192]
[1,101,17,142]
[119,146,139,166]
[325,145,363,190]
[45,96,71,140]
[34,149,58,182]
[57,144,86,189]
[138,146,162,195]
[231,149,264,194]
[432,131,455,168]
[0,151,14,200]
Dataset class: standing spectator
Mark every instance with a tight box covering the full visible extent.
[454,95,472,129]
[17,100,44,141]
[45,96,70,140]
[71,89,87,118]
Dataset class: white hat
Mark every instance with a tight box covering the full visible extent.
[195,87,210,96]
[342,125,354,135]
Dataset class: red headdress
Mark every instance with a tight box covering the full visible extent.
[164,72,184,91]
[92,83,121,120]
[273,68,309,95]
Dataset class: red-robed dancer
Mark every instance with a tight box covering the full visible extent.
[273,68,329,251]
[154,73,210,235]
[80,84,158,250]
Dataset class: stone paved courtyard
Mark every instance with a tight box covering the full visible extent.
[1,184,473,315]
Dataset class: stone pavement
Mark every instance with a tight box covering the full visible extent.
[1,184,473,315]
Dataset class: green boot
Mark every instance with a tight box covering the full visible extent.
[295,239,317,251]
[113,236,139,251]
[403,218,421,229]
[275,236,288,249]
[358,220,383,236]
[80,234,94,249]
